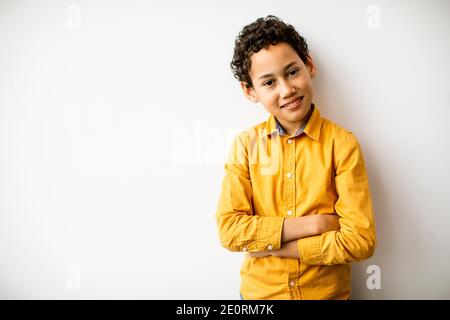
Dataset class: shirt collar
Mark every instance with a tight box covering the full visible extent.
[264,103,322,141]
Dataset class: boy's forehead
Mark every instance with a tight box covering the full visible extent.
[249,42,303,79]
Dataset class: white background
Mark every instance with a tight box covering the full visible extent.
[1,0,449,299]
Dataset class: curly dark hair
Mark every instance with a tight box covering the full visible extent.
[230,15,310,88]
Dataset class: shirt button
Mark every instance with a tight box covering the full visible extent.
[287,139,293,144]
[267,244,273,250]
[286,172,292,179]
[289,281,295,287]
[287,210,293,216]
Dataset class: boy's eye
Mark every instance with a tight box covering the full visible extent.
[289,68,299,76]
[263,80,274,87]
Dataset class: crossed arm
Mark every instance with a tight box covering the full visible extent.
[247,214,340,259]
[217,132,376,264]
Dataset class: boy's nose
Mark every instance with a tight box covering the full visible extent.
[279,80,296,98]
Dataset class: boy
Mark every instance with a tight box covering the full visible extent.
[215,15,377,300]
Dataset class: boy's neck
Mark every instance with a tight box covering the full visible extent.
[275,104,313,136]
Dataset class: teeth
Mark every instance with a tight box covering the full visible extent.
[284,97,301,108]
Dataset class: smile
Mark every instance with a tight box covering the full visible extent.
[281,96,304,109]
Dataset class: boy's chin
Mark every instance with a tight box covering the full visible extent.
[278,107,308,121]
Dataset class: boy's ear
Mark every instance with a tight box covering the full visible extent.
[306,55,317,79]
[240,82,259,103]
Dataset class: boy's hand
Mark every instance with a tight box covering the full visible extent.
[248,214,340,259]
[315,214,340,234]
[281,213,341,243]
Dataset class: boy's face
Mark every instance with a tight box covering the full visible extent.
[241,42,317,135]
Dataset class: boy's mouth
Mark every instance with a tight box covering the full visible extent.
[280,96,304,109]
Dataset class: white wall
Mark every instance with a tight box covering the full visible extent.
[0,0,449,299]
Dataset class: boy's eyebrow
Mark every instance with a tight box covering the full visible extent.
[257,61,299,80]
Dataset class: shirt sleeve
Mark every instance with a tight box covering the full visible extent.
[216,132,285,252]
[297,131,377,265]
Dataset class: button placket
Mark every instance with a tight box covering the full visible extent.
[284,137,300,291]
[283,137,296,217]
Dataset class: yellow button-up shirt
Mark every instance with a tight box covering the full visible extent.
[215,104,376,300]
